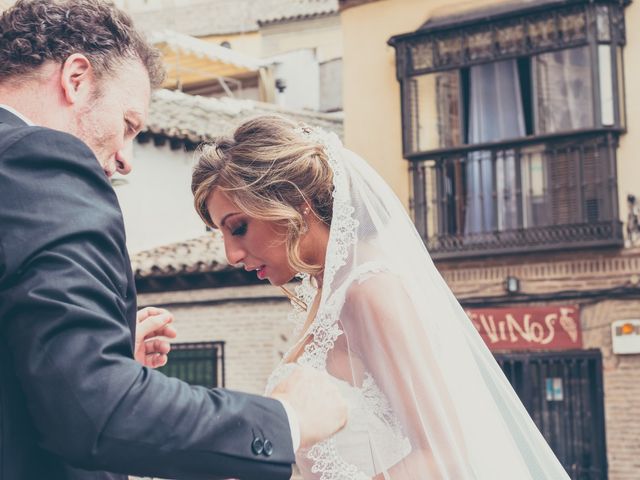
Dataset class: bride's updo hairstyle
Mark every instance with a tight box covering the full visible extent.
[192,115,334,275]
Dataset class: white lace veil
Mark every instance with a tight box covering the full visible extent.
[267,127,571,480]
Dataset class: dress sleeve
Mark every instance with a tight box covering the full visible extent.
[0,128,294,480]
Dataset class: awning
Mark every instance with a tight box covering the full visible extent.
[149,30,270,88]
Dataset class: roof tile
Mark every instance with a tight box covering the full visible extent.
[130,0,337,36]
[131,232,230,278]
[144,88,344,143]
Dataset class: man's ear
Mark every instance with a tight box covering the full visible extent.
[60,53,95,105]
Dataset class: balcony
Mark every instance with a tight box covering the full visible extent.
[410,131,624,259]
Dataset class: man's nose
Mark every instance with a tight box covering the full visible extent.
[115,143,133,175]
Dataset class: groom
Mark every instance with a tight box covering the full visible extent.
[0,1,346,479]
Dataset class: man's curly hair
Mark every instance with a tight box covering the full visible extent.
[0,0,165,87]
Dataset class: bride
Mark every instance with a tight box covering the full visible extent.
[191,115,571,479]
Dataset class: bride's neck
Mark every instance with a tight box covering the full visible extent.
[303,216,330,289]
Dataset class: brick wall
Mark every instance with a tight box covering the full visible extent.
[134,283,303,479]
[438,246,640,298]
[139,283,295,394]
[440,248,640,480]
[582,300,640,480]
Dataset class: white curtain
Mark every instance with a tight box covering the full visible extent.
[465,59,525,234]
[533,47,593,134]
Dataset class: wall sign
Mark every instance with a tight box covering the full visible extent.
[466,306,582,351]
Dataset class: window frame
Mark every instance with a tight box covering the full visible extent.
[390,0,628,259]
[158,341,226,388]
[389,0,629,160]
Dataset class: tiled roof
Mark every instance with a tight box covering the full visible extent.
[130,0,266,36]
[144,88,344,144]
[258,0,339,26]
[131,232,231,278]
[129,0,337,37]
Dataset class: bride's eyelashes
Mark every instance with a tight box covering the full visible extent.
[230,222,248,236]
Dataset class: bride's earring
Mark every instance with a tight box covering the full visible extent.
[301,207,310,234]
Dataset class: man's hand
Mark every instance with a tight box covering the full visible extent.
[135,307,177,368]
[270,365,348,450]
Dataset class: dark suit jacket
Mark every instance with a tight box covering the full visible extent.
[0,108,294,479]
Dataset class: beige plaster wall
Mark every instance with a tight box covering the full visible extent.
[202,31,263,58]
[617,1,640,233]
[341,0,510,207]
[260,15,343,63]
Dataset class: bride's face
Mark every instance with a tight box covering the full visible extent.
[207,189,298,286]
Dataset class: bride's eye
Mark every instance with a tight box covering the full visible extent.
[231,222,247,236]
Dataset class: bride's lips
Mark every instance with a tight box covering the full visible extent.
[245,264,267,279]
[256,265,267,280]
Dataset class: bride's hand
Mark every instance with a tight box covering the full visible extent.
[134,307,177,368]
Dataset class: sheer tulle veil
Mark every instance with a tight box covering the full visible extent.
[266,126,571,479]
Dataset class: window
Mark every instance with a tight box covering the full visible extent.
[319,58,343,113]
[400,12,626,153]
[391,0,627,258]
[158,341,225,388]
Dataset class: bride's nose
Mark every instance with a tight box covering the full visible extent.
[224,238,246,266]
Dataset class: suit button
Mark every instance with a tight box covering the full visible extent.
[251,437,264,455]
[263,439,273,457]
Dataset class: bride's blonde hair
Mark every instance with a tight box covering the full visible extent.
[191,115,334,275]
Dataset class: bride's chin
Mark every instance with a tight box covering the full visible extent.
[270,272,297,287]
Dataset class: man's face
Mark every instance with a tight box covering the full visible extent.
[74,59,151,177]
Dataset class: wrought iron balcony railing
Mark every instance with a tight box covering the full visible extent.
[410,131,624,259]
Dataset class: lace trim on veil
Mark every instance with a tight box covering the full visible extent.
[265,129,358,385]
[273,129,371,479]
[287,273,317,336]
[298,131,387,480]
[270,129,413,480]
[297,130,359,371]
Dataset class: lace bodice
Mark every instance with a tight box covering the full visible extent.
[264,256,412,479]
[266,364,411,479]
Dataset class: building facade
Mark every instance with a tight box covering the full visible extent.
[124,0,343,112]
[340,0,640,479]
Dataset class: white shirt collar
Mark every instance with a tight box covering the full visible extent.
[0,104,35,126]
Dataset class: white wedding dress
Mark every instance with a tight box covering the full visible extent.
[266,265,412,479]
[264,128,571,480]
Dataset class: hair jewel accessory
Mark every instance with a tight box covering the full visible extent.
[295,124,313,137]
